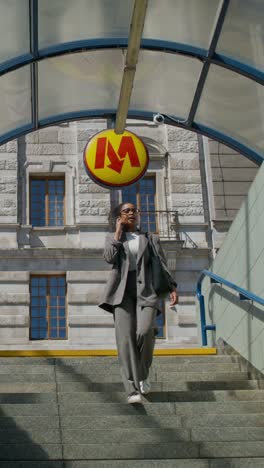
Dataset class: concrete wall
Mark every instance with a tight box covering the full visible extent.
[197,162,264,373]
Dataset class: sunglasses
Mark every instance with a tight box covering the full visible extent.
[120,208,139,214]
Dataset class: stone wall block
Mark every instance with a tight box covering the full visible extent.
[7,141,17,152]
[167,127,197,141]
[0,207,17,215]
[168,141,199,153]
[0,175,17,184]
[99,207,108,215]
[190,200,203,207]
[171,183,202,193]
[38,129,58,143]
[172,199,190,208]
[5,159,17,170]
[182,159,200,170]
[79,207,99,215]
[0,144,7,153]
[79,199,108,208]
[177,207,204,215]
[170,159,183,169]
[78,141,88,153]
[26,144,63,155]
[0,158,17,170]
[58,129,76,143]
[171,171,201,184]
[25,132,39,144]
[79,175,93,184]
[0,199,16,208]
[0,184,17,193]
[62,144,77,155]
[78,183,108,194]
[77,129,97,141]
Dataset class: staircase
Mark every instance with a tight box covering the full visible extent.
[0,353,264,467]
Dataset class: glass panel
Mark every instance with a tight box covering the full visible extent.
[59,328,66,338]
[217,0,264,70]
[48,179,64,226]
[0,0,30,64]
[38,50,123,120]
[143,0,220,50]
[196,64,264,155]
[130,51,202,120]
[31,180,46,227]
[0,66,31,136]
[38,0,133,50]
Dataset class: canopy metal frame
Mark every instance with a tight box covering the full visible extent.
[0,0,263,165]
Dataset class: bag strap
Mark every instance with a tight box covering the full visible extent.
[145,232,159,257]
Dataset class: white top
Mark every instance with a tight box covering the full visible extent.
[125,231,140,271]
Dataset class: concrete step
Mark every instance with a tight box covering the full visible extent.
[0,416,60,431]
[60,426,264,444]
[0,444,62,460]
[54,371,249,383]
[57,389,264,404]
[191,427,264,442]
[59,413,264,429]
[63,442,201,460]
[0,393,57,403]
[0,383,56,393]
[0,371,253,385]
[0,425,60,444]
[54,363,242,373]
[62,427,191,444]
[0,403,58,416]
[57,400,264,416]
[0,366,55,374]
[54,379,264,393]
[62,441,264,460]
[0,354,262,465]
[1,459,264,468]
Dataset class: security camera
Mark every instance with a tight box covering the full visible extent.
[153,113,165,125]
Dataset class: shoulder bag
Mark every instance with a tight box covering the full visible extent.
[146,233,173,297]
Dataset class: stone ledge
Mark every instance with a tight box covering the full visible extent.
[68,292,103,305]
[0,294,30,305]
[0,272,29,282]
[67,271,109,282]
[0,315,29,326]
[69,315,114,326]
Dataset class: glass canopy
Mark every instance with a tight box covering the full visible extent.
[0,0,263,164]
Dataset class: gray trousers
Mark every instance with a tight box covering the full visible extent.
[114,271,157,395]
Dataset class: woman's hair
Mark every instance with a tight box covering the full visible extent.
[108,203,126,232]
[108,202,139,232]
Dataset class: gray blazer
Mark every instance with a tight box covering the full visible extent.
[98,231,177,313]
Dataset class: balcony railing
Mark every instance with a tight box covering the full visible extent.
[139,210,198,248]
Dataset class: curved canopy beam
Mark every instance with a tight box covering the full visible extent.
[0,0,263,165]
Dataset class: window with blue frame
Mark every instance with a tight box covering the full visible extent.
[30,177,65,227]
[30,275,67,340]
[121,176,157,233]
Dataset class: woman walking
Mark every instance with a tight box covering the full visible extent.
[99,202,178,404]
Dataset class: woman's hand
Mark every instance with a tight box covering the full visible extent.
[114,217,124,241]
[169,289,178,306]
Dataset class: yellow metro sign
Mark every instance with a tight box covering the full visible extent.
[83,129,149,188]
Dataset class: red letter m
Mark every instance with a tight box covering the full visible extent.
[95,136,141,173]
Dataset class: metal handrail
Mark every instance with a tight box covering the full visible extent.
[197,269,264,346]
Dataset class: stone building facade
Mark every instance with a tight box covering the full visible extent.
[0,120,258,349]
